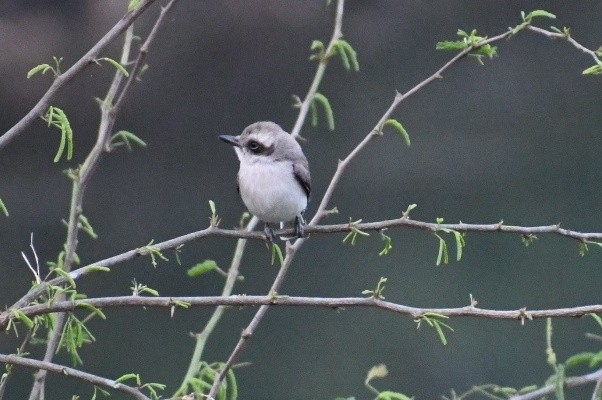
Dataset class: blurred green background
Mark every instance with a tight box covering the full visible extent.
[0,1,601,399]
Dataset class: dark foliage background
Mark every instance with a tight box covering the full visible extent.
[0,1,600,398]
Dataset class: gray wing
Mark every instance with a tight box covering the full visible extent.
[293,161,311,199]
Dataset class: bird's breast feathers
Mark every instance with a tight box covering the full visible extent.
[237,159,308,223]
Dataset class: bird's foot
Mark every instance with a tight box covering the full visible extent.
[294,214,307,239]
[264,224,276,242]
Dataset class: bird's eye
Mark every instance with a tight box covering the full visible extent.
[247,141,263,153]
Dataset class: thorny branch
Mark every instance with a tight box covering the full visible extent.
[0,354,151,400]
[5,295,602,326]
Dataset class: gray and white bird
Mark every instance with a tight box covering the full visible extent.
[219,121,311,241]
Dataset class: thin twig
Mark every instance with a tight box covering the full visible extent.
[0,0,158,151]
[527,25,602,66]
[0,354,151,400]
[8,295,602,323]
[2,216,600,329]
[508,367,602,400]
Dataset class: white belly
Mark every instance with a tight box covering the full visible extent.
[238,160,307,223]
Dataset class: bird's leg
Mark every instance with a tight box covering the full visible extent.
[294,212,306,238]
[264,223,276,242]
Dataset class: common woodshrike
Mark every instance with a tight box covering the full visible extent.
[219,121,311,241]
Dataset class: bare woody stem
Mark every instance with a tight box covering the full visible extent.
[508,366,602,400]
[527,25,602,65]
[2,216,600,330]
[10,295,602,323]
[0,354,151,400]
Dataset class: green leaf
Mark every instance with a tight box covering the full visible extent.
[383,119,410,146]
[0,198,8,217]
[436,40,468,51]
[115,373,140,385]
[77,302,107,320]
[564,352,595,370]
[313,92,335,130]
[452,231,465,261]
[582,64,602,76]
[87,265,110,273]
[27,63,52,79]
[187,260,218,277]
[333,39,359,72]
[310,39,325,61]
[78,215,98,239]
[98,57,129,77]
[435,234,449,266]
[53,267,76,288]
[45,106,74,163]
[375,391,413,400]
[311,40,325,52]
[525,10,556,20]
[110,130,147,151]
[128,0,142,11]
[271,243,284,267]
[11,309,34,329]
[379,230,393,256]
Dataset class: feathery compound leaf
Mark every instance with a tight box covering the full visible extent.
[333,39,359,71]
[0,197,8,217]
[98,57,129,77]
[375,391,413,400]
[383,119,410,146]
[45,106,74,162]
[53,267,76,288]
[309,39,325,61]
[313,92,335,130]
[564,352,596,370]
[187,260,218,278]
[27,63,52,79]
[435,234,449,265]
[310,40,325,52]
[11,309,34,329]
[436,40,469,51]
[524,9,556,20]
[582,64,602,76]
[271,243,284,267]
[110,130,147,151]
[452,231,465,261]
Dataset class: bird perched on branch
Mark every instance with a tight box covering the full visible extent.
[219,121,311,241]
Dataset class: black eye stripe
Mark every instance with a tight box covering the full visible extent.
[247,140,264,153]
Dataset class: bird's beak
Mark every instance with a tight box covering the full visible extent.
[218,135,241,147]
